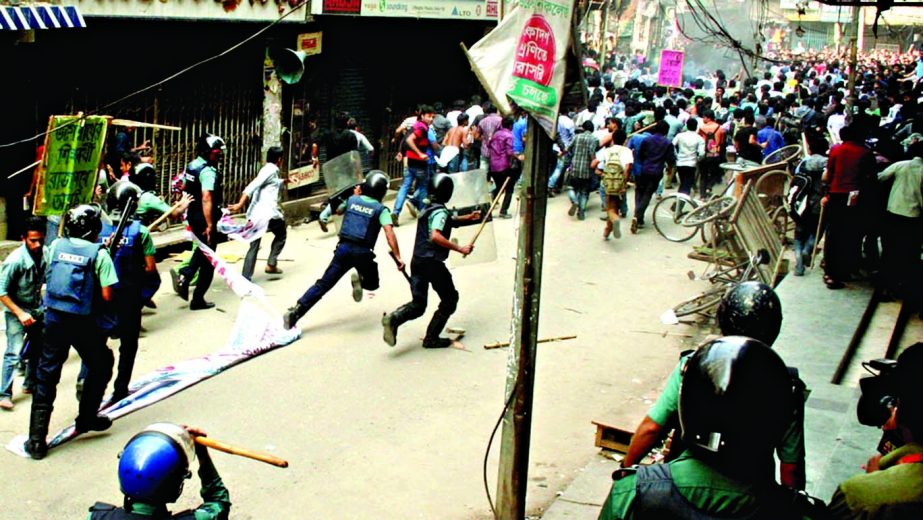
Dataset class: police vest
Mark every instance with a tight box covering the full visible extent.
[89,501,195,519]
[337,195,384,249]
[414,204,453,262]
[100,219,144,289]
[45,239,101,316]
[632,463,820,519]
[183,157,223,222]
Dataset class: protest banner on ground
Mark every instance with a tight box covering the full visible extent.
[463,0,575,138]
[657,49,685,88]
[33,115,108,216]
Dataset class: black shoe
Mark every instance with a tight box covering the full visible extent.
[319,219,329,233]
[422,337,453,349]
[382,313,398,347]
[106,390,129,408]
[170,268,189,301]
[283,304,307,330]
[392,219,400,228]
[25,439,47,459]
[498,212,513,219]
[189,300,216,311]
[143,300,157,309]
[74,414,112,434]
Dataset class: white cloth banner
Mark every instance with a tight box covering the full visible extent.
[217,207,272,244]
[464,0,574,138]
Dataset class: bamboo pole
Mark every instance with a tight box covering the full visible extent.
[467,176,511,249]
[484,334,577,350]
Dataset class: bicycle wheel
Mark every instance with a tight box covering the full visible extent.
[673,285,727,317]
[682,196,736,227]
[771,206,793,245]
[653,194,700,242]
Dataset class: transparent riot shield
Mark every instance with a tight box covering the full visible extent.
[445,168,497,267]
[321,150,363,234]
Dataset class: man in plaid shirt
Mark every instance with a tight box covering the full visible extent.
[565,121,599,220]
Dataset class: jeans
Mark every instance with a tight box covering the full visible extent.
[633,175,661,224]
[676,166,697,196]
[393,165,429,218]
[566,187,589,217]
[1,313,42,399]
[296,242,380,313]
[548,156,567,190]
[242,218,287,280]
[447,154,468,173]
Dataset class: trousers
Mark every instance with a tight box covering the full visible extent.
[297,242,380,312]
[242,217,287,280]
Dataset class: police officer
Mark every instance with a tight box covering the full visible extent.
[131,163,192,229]
[98,181,158,403]
[26,204,118,460]
[621,281,809,490]
[600,336,814,519]
[283,171,404,330]
[170,134,226,311]
[88,423,231,519]
[381,173,480,349]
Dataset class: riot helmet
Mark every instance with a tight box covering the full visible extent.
[196,134,226,162]
[64,204,103,240]
[118,423,196,504]
[132,163,157,192]
[363,170,389,202]
[716,281,782,346]
[679,336,793,471]
[106,180,142,218]
[428,173,454,204]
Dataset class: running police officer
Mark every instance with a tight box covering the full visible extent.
[171,134,226,311]
[600,337,821,519]
[620,281,809,490]
[283,171,403,330]
[99,181,157,403]
[88,423,231,519]
[381,173,480,349]
[26,204,117,460]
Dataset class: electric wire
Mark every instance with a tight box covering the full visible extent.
[483,377,519,519]
[0,0,309,149]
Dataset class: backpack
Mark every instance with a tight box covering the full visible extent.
[602,147,629,195]
[703,127,722,158]
[787,171,812,224]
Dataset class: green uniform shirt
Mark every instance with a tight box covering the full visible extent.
[647,354,808,465]
[429,207,449,234]
[199,166,217,192]
[0,243,48,317]
[337,195,393,226]
[828,442,923,519]
[136,191,172,221]
[137,224,157,257]
[51,238,118,288]
[600,452,763,519]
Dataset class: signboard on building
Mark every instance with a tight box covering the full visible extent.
[297,32,323,55]
[286,163,320,190]
[464,0,575,138]
[324,0,361,14]
[34,115,108,216]
[657,49,684,88]
[360,0,499,20]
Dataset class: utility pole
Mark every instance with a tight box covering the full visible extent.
[494,121,553,519]
[599,0,611,67]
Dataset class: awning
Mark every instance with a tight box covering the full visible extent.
[0,4,86,30]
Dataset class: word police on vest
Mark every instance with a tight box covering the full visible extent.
[349,203,375,216]
[57,252,90,264]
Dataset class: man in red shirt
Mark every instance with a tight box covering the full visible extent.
[822,124,877,289]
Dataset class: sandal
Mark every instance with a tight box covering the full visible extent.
[823,275,845,290]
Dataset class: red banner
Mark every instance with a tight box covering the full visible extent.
[323,0,360,14]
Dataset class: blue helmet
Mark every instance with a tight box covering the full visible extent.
[118,423,196,504]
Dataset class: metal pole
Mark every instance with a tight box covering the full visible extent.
[846,6,861,123]
[599,0,611,67]
[495,121,552,519]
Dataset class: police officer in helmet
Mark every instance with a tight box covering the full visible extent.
[283,170,404,330]
[621,281,809,490]
[88,423,231,519]
[381,173,480,349]
[600,337,813,519]
[131,163,193,229]
[26,204,118,460]
[171,134,226,311]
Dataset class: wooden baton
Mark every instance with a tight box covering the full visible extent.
[467,175,511,250]
[146,200,185,231]
[194,435,289,468]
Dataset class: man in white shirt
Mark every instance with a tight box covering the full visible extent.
[673,118,706,196]
[228,146,287,280]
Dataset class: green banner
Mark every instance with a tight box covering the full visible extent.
[34,115,108,216]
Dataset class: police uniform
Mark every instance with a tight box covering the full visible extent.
[387,202,459,348]
[179,156,223,304]
[828,442,923,519]
[294,194,391,315]
[30,236,117,442]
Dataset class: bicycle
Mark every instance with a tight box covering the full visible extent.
[671,249,770,318]
[652,176,736,243]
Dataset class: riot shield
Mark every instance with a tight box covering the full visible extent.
[321,150,363,233]
[445,168,497,267]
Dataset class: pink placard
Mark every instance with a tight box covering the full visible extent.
[657,49,685,88]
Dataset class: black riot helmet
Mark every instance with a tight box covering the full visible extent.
[716,281,782,346]
[195,134,226,162]
[64,204,104,240]
[363,170,389,202]
[679,336,793,473]
[106,180,142,218]
[428,173,454,204]
[132,163,157,192]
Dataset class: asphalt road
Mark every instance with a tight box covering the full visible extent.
[4,192,711,519]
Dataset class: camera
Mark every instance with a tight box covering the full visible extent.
[857,358,898,428]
